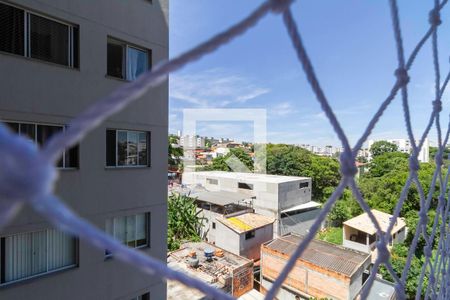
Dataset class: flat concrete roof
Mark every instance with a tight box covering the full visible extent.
[343,209,406,235]
[364,278,397,300]
[263,234,370,277]
[167,242,253,300]
[190,190,251,206]
[218,213,275,234]
[186,171,310,183]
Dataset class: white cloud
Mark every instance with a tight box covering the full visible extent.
[170,69,269,108]
[270,102,298,117]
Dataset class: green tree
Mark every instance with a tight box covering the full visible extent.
[370,140,399,157]
[366,152,408,177]
[204,148,253,172]
[265,144,340,202]
[168,193,205,251]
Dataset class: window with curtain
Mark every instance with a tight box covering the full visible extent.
[106,129,150,167]
[0,229,77,284]
[105,213,150,256]
[4,121,79,168]
[107,37,150,81]
[0,2,79,67]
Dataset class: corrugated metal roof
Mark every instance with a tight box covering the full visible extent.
[264,234,370,277]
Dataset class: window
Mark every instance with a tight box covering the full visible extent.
[207,178,218,185]
[131,293,150,300]
[105,213,150,256]
[0,229,77,285]
[245,230,255,240]
[299,182,309,189]
[0,2,79,67]
[107,37,150,80]
[212,222,216,229]
[4,121,79,168]
[106,129,150,167]
[238,182,253,190]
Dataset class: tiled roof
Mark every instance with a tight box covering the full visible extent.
[343,209,407,235]
[264,234,370,277]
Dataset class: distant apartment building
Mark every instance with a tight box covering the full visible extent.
[179,135,206,149]
[368,138,430,162]
[183,171,322,237]
[0,1,168,299]
[343,210,407,263]
[260,234,371,300]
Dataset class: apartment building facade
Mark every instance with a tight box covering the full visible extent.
[0,0,168,299]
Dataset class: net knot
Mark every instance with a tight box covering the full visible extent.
[0,126,56,202]
[425,245,433,258]
[269,0,293,13]
[433,100,442,112]
[376,241,391,262]
[395,68,409,86]
[429,273,436,286]
[409,156,420,172]
[339,152,358,177]
[419,210,428,225]
[429,8,442,26]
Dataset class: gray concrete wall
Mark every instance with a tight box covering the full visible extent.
[215,222,241,255]
[279,208,321,236]
[0,0,168,299]
[239,224,273,261]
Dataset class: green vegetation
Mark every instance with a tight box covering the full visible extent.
[168,193,205,251]
[203,148,254,172]
[369,140,399,157]
[317,227,343,245]
[168,135,183,170]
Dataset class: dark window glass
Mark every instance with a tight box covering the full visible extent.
[0,3,24,56]
[37,125,63,167]
[107,41,124,78]
[72,27,79,68]
[65,145,79,168]
[245,230,255,240]
[299,182,309,189]
[37,125,62,145]
[238,182,253,190]
[30,14,69,66]
[117,131,127,166]
[5,122,19,134]
[106,130,117,167]
[19,123,36,141]
[212,222,216,229]
[138,132,148,166]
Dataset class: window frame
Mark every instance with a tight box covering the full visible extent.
[105,212,151,258]
[0,228,78,286]
[106,36,151,81]
[0,1,79,68]
[106,129,151,168]
[238,182,253,190]
[299,182,309,189]
[2,120,79,169]
[245,230,256,240]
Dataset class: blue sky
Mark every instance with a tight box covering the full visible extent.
[169,1,450,147]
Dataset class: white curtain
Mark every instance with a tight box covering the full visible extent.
[3,230,75,283]
[126,47,148,81]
